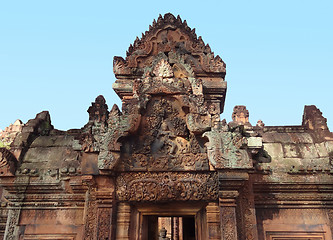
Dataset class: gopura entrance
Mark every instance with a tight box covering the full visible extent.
[93,13,245,239]
[2,12,333,240]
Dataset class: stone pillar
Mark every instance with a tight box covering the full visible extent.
[83,177,98,240]
[219,191,239,240]
[4,208,20,240]
[237,181,259,240]
[206,202,221,240]
[173,217,179,240]
[96,191,115,240]
[116,202,131,240]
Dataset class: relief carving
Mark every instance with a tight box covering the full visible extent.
[203,121,252,169]
[220,206,237,240]
[116,172,218,201]
[0,148,17,176]
[4,208,20,240]
[97,208,112,240]
[113,13,226,78]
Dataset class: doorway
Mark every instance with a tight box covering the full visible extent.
[145,215,195,240]
[133,202,207,240]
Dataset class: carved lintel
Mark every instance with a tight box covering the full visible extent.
[116,172,218,202]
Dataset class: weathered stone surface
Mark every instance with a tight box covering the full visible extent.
[0,12,333,240]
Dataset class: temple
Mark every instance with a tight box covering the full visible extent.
[1,13,333,240]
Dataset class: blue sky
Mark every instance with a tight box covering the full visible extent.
[1,0,332,131]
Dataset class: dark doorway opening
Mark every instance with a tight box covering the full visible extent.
[145,215,196,240]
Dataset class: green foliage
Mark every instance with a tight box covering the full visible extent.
[0,140,10,149]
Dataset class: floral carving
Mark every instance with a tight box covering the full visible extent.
[4,209,20,240]
[220,207,237,240]
[97,208,112,240]
[116,172,218,201]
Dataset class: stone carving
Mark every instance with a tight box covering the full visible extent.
[97,208,112,239]
[238,182,258,240]
[256,120,265,128]
[113,13,226,78]
[302,105,333,140]
[203,122,252,169]
[116,172,218,201]
[97,104,141,170]
[101,61,213,170]
[87,95,109,127]
[4,208,20,240]
[0,148,17,176]
[232,106,249,124]
[0,120,23,148]
[220,207,237,240]
[83,178,97,240]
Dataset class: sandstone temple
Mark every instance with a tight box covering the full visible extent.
[1,13,333,240]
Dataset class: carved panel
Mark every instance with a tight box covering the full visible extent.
[220,206,237,240]
[97,207,112,240]
[4,208,20,240]
[117,96,209,171]
[116,172,218,201]
[238,182,258,240]
[83,183,97,240]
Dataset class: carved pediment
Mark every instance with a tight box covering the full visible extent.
[113,13,226,78]
[97,14,228,172]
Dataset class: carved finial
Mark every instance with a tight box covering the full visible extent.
[232,105,250,125]
[256,120,265,128]
[87,95,109,124]
[157,14,163,23]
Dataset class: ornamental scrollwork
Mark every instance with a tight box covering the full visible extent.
[116,172,218,201]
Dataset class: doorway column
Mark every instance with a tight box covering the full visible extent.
[219,190,239,240]
[206,202,221,240]
[116,202,131,240]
